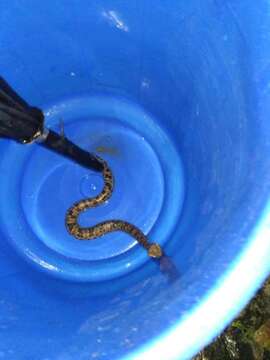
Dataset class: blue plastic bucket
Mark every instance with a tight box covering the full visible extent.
[1,1,270,359]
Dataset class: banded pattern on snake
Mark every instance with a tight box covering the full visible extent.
[65,157,163,259]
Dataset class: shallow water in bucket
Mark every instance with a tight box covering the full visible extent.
[1,1,270,360]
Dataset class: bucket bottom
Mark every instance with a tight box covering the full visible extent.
[0,95,185,281]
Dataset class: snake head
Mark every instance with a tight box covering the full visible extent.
[147,243,163,259]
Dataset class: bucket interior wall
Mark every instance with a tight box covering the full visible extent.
[1,1,270,359]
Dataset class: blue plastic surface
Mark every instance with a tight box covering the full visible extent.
[1,1,270,359]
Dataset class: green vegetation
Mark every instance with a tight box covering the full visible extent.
[194,278,270,360]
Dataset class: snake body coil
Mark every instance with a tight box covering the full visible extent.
[65,158,163,259]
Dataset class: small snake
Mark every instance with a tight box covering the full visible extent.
[65,157,163,259]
